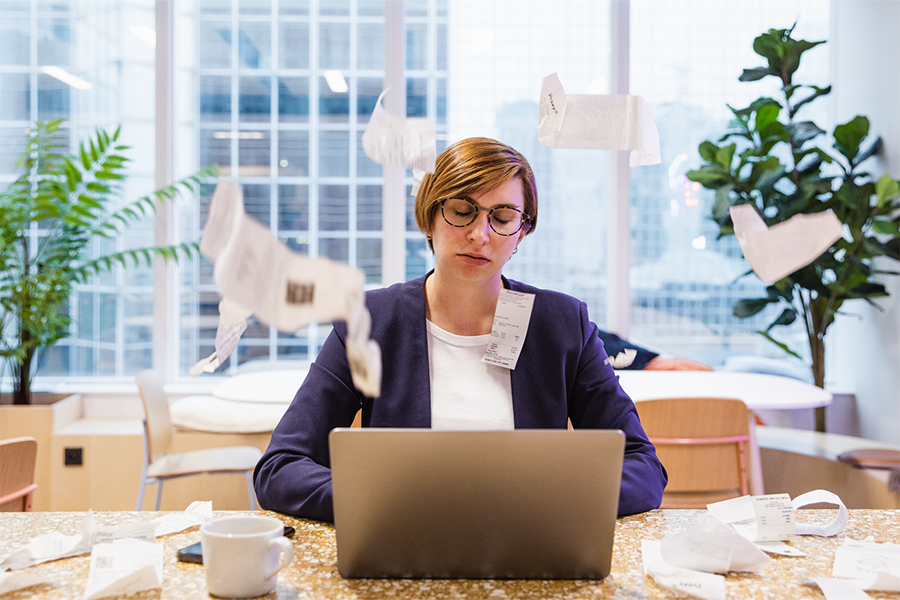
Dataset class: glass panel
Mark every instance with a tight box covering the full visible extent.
[238,130,271,176]
[238,21,272,69]
[0,16,29,65]
[357,238,381,283]
[242,183,271,226]
[279,0,309,16]
[200,75,231,122]
[198,20,232,68]
[318,76,349,123]
[239,0,271,15]
[629,0,831,364]
[357,0,382,17]
[318,130,348,177]
[278,76,309,122]
[279,22,309,69]
[36,72,69,121]
[200,130,231,174]
[277,129,309,176]
[0,127,28,172]
[436,77,446,124]
[406,0,427,17]
[278,183,309,231]
[41,345,69,376]
[357,76,381,123]
[406,238,430,280]
[406,77,426,118]
[356,129,381,177]
[406,23,427,70]
[239,75,271,121]
[357,23,383,70]
[37,17,69,66]
[319,23,350,69]
[357,185,381,231]
[319,0,349,16]
[436,23,447,70]
[318,237,349,261]
[318,185,349,231]
[199,0,231,15]
[0,74,29,120]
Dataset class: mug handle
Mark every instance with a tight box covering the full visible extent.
[265,537,295,580]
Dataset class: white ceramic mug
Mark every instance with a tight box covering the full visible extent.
[201,516,295,598]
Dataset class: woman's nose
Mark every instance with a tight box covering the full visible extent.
[467,211,491,243]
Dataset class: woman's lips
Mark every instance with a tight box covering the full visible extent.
[459,253,489,265]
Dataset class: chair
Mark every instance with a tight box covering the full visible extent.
[135,369,263,511]
[0,436,38,512]
[634,397,753,508]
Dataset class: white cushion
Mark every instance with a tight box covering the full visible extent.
[169,395,288,433]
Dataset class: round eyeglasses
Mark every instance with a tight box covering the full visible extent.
[439,198,531,236]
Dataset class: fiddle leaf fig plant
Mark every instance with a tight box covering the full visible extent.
[0,120,217,405]
[686,24,900,432]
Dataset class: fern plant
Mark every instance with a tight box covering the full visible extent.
[0,120,217,405]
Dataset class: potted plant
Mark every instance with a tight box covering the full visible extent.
[686,24,900,432]
[0,120,216,405]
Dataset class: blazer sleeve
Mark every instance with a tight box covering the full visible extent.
[253,327,360,522]
[567,303,668,516]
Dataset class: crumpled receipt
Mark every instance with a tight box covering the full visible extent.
[195,181,381,397]
[0,502,212,572]
[83,538,163,600]
[362,88,435,172]
[0,572,50,594]
[730,204,843,284]
[605,348,637,369]
[538,72,661,166]
[660,512,771,574]
[813,538,900,600]
[642,540,726,600]
[190,298,253,376]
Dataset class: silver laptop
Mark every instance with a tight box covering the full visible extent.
[329,428,625,579]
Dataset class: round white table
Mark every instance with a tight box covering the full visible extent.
[615,370,832,411]
[212,368,310,404]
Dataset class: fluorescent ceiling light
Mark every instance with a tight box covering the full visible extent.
[213,131,265,139]
[41,67,91,90]
[130,25,156,48]
[323,70,349,93]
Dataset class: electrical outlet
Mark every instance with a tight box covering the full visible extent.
[64,447,83,466]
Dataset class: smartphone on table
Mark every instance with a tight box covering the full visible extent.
[176,525,296,564]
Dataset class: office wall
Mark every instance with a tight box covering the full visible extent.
[830,0,900,445]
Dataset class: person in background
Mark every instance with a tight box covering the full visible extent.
[254,137,667,521]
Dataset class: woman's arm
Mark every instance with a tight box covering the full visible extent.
[253,329,361,522]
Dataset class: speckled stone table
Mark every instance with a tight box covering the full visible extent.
[1,509,898,599]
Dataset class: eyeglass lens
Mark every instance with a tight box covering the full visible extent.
[441,198,526,236]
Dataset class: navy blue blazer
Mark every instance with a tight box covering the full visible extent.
[254,274,667,522]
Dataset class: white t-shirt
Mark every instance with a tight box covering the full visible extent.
[426,320,515,430]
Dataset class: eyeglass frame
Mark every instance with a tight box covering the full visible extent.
[438,197,532,236]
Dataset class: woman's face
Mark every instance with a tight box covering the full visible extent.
[430,177,528,286]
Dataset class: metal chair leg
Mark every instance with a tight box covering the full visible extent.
[245,471,257,510]
[154,481,164,511]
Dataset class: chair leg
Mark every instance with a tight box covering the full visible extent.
[136,474,147,511]
[245,471,257,510]
[155,481,164,511]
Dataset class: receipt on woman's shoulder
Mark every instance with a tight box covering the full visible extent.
[537,72,661,166]
[84,539,162,600]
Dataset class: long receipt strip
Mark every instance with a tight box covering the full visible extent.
[729,203,843,284]
[538,72,661,166]
[482,289,535,370]
[0,502,213,598]
[641,490,898,600]
[192,181,382,398]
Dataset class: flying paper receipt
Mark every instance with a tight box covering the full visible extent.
[538,72,661,166]
[362,88,435,172]
[730,204,843,284]
[195,181,381,397]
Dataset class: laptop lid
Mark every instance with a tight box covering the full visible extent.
[329,428,625,579]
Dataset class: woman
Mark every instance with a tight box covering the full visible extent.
[254,137,666,522]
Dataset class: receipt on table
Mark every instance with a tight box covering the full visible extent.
[660,512,770,574]
[91,521,157,545]
[0,510,95,570]
[83,539,163,600]
[362,88,435,172]
[641,540,726,600]
[792,489,849,536]
[0,572,50,594]
[832,538,900,581]
[538,72,660,166]
[152,501,213,537]
[196,181,382,397]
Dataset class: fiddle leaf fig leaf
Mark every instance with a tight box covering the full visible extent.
[876,174,900,208]
[834,116,870,164]
[733,297,776,318]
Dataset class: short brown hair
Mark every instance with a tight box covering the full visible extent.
[414,137,538,250]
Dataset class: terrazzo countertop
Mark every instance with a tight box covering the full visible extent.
[1,509,898,599]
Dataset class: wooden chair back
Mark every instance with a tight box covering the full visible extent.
[635,397,752,508]
[0,436,38,512]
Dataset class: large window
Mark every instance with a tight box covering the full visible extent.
[0,0,832,388]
